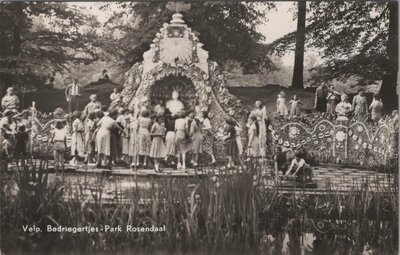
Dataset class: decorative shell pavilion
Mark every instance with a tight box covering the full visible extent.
[118,13,248,155]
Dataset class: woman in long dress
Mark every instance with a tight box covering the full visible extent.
[137,110,152,168]
[352,89,368,121]
[190,118,203,167]
[150,116,166,172]
[175,111,191,170]
[369,93,384,124]
[315,84,328,113]
[164,109,176,165]
[247,115,260,159]
[96,109,123,169]
[128,109,138,167]
[201,111,217,165]
[325,86,342,120]
[71,111,85,165]
[251,101,267,157]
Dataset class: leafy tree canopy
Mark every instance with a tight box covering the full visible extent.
[101,2,277,74]
[0,2,102,91]
[270,1,390,86]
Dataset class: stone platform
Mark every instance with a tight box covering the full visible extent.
[6,162,397,205]
[12,162,396,191]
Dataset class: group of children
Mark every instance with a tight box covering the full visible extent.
[0,110,32,171]
[43,101,246,172]
[276,91,302,119]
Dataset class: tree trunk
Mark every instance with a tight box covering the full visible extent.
[12,24,21,55]
[291,1,306,89]
[379,2,398,112]
[11,3,24,56]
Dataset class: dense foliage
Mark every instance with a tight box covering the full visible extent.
[101,2,277,74]
[0,2,102,94]
[271,2,390,84]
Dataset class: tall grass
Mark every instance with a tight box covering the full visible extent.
[0,162,398,255]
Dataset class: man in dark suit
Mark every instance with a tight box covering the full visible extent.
[65,80,81,113]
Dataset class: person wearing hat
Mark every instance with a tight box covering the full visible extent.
[285,151,312,181]
[53,107,65,119]
[65,79,81,113]
[1,87,20,112]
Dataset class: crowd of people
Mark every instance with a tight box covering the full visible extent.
[313,84,386,123]
[0,85,244,173]
[0,82,398,179]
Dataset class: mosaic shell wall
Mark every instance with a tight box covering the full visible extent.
[270,119,393,168]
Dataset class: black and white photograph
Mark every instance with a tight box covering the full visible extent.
[0,1,398,254]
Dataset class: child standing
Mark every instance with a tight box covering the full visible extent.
[223,118,239,169]
[128,109,138,168]
[190,118,203,167]
[277,91,288,116]
[14,125,29,166]
[289,94,302,119]
[1,133,12,172]
[51,121,67,174]
[84,112,96,164]
[150,117,166,172]
[71,111,85,166]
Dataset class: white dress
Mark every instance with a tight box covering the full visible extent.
[248,123,260,157]
[71,118,85,157]
[96,116,118,156]
[277,97,288,116]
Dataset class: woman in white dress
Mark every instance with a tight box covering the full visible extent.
[251,101,268,157]
[150,116,166,172]
[96,109,123,169]
[175,111,191,170]
[71,111,85,165]
[247,115,260,159]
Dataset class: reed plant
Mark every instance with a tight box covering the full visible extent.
[0,161,398,255]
